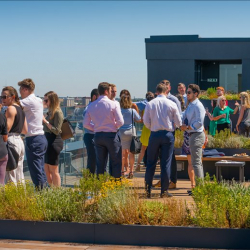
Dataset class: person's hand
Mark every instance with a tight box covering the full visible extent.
[235,101,240,107]
[42,115,47,124]
[180,125,188,131]
[236,124,239,132]
[221,114,226,118]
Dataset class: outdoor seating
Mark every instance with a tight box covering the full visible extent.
[215,160,245,182]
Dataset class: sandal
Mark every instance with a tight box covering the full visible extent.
[127,172,134,179]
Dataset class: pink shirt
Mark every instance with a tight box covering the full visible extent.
[83,95,124,133]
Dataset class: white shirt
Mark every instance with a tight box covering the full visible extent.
[20,93,44,137]
[143,94,182,132]
[83,95,124,133]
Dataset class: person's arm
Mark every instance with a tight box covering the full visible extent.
[190,105,205,131]
[172,105,182,128]
[133,110,141,123]
[5,106,17,132]
[236,107,245,132]
[212,107,226,121]
[232,106,239,115]
[83,110,94,131]
[143,104,151,130]
[21,117,28,134]
[206,111,214,121]
[43,111,64,135]
[113,105,124,129]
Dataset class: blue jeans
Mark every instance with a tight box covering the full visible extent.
[83,133,96,174]
[94,132,122,178]
[25,135,48,189]
[145,130,174,194]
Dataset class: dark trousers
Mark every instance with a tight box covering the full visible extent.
[239,122,250,137]
[170,131,177,183]
[145,130,174,194]
[26,135,48,189]
[83,133,96,174]
[94,132,122,178]
[217,123,231,133]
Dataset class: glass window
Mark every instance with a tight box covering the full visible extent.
[219,64,242,93]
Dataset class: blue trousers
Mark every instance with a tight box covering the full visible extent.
[94,132,122,178]
[170,131,177,183]
[83,133,96,174]
[145,130,174,194]
[25,135,48,189]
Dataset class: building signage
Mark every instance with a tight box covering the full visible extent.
[207,78,218,82]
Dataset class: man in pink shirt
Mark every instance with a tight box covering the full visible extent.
[83,82,124,178]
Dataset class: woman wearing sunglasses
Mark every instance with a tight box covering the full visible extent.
[1,86,27,185]
[212,96,239,134]
[42,91,64,187]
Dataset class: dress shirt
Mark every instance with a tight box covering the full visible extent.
[83,104,94,134]
[83,95,124,133]
[135,100,148,112]
[20,93,44,137]
[182,98,205,133]
[143,94,182,132]
[183,93,187,106]
[167,93,182,115]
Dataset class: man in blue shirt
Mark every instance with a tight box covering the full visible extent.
[83,88,99,174]
[181,84,206,179]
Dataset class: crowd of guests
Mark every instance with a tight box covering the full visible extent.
[1,79,250,198]
[0,79,63,188]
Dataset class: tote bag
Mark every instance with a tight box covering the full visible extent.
[130,110,142,154]
[6,141,19,171]
[61,118,75,140]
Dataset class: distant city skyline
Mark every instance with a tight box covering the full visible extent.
[1,1,250,98]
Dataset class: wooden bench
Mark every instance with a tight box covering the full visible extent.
[176,155,250,162]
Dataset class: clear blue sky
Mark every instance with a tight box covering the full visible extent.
[1,1,250,98]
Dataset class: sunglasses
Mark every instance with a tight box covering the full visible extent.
[0,95,11,100]
[221,100,226,102]
[43,99,48,103]
[187,91,193,94]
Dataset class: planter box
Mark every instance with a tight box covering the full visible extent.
[0,220,249,249]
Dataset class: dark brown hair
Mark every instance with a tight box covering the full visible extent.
[160,79,170,86]
[18,78,35,91]
[98,82,110,95]
[2,86,23,109]
[188,84,200,95]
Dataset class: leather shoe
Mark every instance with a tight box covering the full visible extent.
[152,180,161,188]
[168,181,176,189]
[160,192,173,198]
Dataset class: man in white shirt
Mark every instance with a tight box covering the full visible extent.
[18,78,48,189]
[83,82,124,178]
[143,83,182,198]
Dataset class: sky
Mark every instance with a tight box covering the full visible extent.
[1,1,250,98]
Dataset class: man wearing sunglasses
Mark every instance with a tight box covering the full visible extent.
[18,79,48,189]
[181,84,206,179]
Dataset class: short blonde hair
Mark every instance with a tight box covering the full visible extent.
[217,95,227,108]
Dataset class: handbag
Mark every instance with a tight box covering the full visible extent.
[61,118,75,140]
[6,141,19,171]
[130,110,142,154]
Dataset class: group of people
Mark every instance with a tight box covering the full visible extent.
[1,78,250,198]
[0,79,64,187]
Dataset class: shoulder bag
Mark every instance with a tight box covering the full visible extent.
[130,110,142,154]
[61,118,75,140]
[6,141,19,171]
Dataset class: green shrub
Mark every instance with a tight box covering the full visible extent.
[192,174,250,228]
[0,181,43,221]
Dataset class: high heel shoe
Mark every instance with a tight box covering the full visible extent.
[128,172,134,179]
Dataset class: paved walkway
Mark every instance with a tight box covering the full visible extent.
[0,240,222,250]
